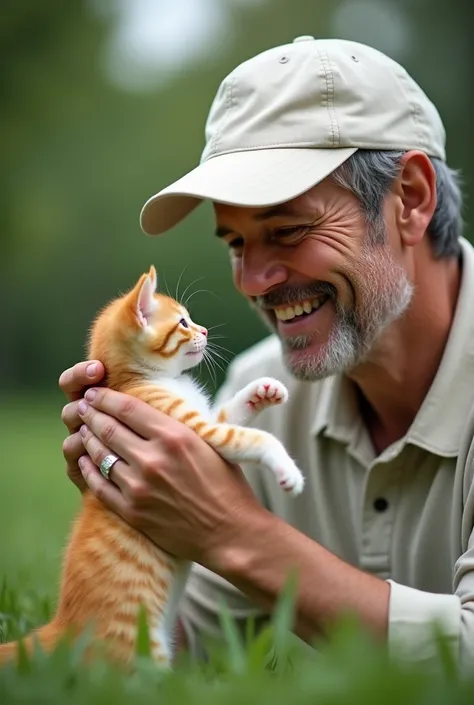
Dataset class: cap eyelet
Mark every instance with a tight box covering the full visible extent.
[351,55,359,62]
[279,55,289,64]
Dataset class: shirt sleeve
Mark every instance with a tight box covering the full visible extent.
[386,580,461,668]
[388,454,474,674]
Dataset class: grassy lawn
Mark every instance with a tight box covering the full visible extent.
[0,395,472,703]
[0,394,79,598]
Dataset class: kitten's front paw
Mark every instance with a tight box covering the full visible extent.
[245,377,288,413]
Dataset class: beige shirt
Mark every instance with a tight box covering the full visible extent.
[180,237,474,672]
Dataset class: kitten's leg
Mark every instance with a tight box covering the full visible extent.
[192,419,304,496]
[128,387,304,495]
[214,377,288,425]
[206,423,304,495]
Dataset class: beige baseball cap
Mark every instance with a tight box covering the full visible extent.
[140,36,446,236]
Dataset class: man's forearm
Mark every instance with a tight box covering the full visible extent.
[207,508,390,644]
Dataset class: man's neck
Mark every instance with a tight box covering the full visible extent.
[349,252,462,455]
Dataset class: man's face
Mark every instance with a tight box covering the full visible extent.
[214,178,413,381]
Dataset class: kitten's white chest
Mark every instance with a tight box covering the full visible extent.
[150,374,212,419]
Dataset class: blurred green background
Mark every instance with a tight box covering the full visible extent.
[1,0,472,602]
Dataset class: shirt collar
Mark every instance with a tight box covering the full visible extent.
[310,237,474,458]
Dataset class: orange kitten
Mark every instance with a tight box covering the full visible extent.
[0,266,304,669]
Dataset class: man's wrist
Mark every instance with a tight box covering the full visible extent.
[201,503,390,644]
[203,502,279,580]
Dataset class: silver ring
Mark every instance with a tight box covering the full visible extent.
[100,453,121,480]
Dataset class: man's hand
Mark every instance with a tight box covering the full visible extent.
[59,361,106,493]
[72,386,261,565]
[59,364,390,646]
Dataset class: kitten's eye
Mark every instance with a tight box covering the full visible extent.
[180,318,189,328]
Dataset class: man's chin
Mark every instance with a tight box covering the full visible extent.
[280,330,360,382]
[279,339,327,381]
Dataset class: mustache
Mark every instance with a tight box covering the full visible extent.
[255,282,337,309]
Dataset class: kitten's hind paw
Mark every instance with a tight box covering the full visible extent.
[268,453,304,497]
[275,463,305,497]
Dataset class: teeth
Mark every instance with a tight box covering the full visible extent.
[274,297,326,321]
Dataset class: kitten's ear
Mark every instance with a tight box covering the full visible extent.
[148,265,158,291]
[134,269,158,328]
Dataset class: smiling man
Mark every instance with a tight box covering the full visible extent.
[59,37,474,671]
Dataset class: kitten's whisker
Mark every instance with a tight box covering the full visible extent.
[205,350,227,374]
[184,288,220,307]
[204,347,224,372]
[207,323,227,331]
[180,277,206,306]
[202,350,217,387]
[207,340,233,353]
[206,344,233,360]
[201,357,215,388]
[207,355,230,371]
[174,265,190,302]
[206,345,231,360]
[163,273,172,298]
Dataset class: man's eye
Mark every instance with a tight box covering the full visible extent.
[227,237,244,250]
[274,226,310,243]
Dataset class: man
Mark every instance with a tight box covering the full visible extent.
[59,37,474,671]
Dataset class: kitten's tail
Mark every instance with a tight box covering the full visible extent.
[0,621,63,667]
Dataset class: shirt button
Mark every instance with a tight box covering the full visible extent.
[373,497,389,512]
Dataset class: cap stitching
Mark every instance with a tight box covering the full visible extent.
[316,48,340,148]
[209,76,236,158]
[204,143,352,156]
[395,67,427,152]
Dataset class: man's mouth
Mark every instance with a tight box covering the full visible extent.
[272,295,330,323]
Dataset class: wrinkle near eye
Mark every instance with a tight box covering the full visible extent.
[308,230,358,257]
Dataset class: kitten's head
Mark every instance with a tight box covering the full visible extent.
[88,266,208,380]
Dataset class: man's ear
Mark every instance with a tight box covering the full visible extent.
[393,150,437,247]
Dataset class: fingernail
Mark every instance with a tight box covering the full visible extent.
[85,389,97,402]
[86,363,97,378]
[80,424,88,437]
[78,400,88,415]
[78,456,86,469]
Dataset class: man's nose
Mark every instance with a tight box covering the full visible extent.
[239,248,289,298]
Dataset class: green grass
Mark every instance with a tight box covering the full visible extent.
[0,394,79,593]
[1,396,474,703]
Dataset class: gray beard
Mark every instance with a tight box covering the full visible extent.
[253,244,414,382]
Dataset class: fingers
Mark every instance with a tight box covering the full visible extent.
[58,361,105,402]
[77,402,143,465]
[61,400,84,434]
[81,387,171,439]
[78,454,130,518]
[62,431,89,493]
[62,431,85,465]
[79,425,131,491]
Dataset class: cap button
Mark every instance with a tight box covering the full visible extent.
[293,35,315,42]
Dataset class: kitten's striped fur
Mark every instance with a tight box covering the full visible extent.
[0,266,304,668]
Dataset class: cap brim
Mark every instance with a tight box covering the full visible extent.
[140,147,358,236]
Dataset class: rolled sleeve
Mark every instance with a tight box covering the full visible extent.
[387,527,474,675]
[387,579,461,668]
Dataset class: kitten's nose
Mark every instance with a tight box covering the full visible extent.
[201,327,208,337]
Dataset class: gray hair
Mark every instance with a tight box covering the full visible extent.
[331,150,463,258]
